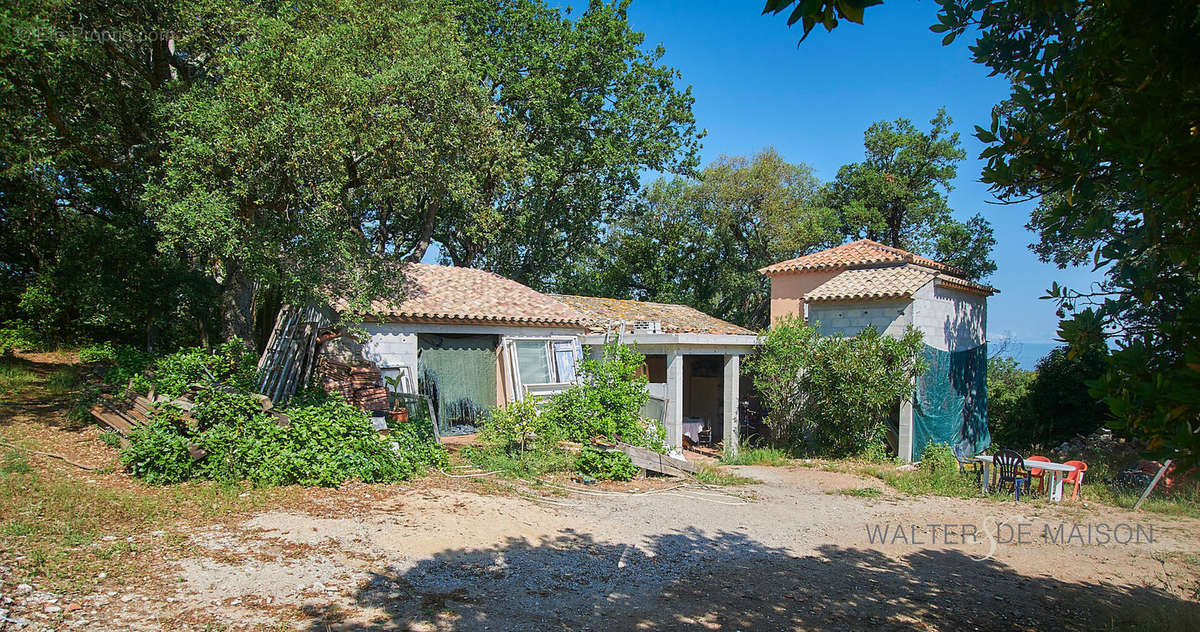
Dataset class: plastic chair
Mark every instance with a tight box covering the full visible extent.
[956,455,984,487]
[1063,460,1088,501]
[1026,456,1051,494]
[992,449,1032,500]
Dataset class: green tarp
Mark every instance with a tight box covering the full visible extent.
[417,334,497,432]
[911,343,990,461]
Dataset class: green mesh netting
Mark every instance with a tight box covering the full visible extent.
[911,343,990,461]
[417,334,497,432]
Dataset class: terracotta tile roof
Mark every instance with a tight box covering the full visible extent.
[549,295,756,335]
[804,264,937,302]
[759,238,969,277]
[333,264,589,326]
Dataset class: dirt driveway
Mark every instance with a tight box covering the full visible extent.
[91,463,1191,631]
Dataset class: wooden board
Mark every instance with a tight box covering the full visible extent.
[615,442,700,477]
[89,404,135,435]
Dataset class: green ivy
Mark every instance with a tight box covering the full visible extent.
[121,388,446,487]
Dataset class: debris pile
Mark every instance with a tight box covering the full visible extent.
[315,358,388,412]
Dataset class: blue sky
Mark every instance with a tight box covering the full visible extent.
[615,0,1105,346]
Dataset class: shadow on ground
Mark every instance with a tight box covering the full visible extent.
[0,353,87,430]
[304,528,1198,631]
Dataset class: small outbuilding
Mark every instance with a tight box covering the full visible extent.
[760,239,998,461]
[321,264,758,453]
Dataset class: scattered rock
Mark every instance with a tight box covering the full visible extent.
[44,605,62,613]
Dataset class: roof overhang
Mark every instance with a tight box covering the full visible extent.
[580,333,760,355]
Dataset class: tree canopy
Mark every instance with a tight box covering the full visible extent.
[825,109,996,280]
[1,0,700,347]
[559,148,838,329]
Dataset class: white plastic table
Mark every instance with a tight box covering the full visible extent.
[973,455,1078,502]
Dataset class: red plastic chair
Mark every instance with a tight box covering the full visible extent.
[1063,460,1088,501]
[1027,456,1051,494]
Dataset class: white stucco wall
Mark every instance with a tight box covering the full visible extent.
[356,322,584,369]
[806,300,914,338]
[910,282,988,352]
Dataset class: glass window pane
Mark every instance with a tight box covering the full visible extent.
[553,341,576,383]
[515,341,552,385]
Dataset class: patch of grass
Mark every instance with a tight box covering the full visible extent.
[460,445,575,480]
[720,446,791,466]
[45,366,82,394]
[836,487,882,498]
[693,463,757,486]
[2,450,33,474]
[0,362,36,397]
[0,439,281,593]
[99,430,124,449]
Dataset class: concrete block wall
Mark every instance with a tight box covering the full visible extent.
[359,325,418,369]
[807,300,913,338]
[910,282,987,352]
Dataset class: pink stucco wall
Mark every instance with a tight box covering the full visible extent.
[767,269,840,324]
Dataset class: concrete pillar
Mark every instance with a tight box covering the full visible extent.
[665,348,684,457]
[898,386,914,462]
[722,354,740,458]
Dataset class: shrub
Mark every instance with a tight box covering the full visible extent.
[748,316,926,457]
[120,388,446,487]
[0,321,43,353]
[1024,346,1109,446]
[478,398,552,453]
[121,414,196,485]
[471,399,574,478]
[136,339,257,397]
[78,342,119,364]
[575,447,639,481]
[986,355,1036,446]
[543,342,655,446]
[919,442,959,474]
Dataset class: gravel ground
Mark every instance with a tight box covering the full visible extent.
[12,464,1183,631]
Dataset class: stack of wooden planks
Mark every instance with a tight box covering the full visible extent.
[89,391,196,437]
[256,304,327,405]
[90,387,284,440]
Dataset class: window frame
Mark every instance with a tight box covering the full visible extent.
[503,335,581,401]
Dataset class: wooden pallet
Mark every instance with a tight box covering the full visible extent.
[614,441,700,477]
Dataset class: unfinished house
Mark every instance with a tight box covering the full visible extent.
[332,264,590,435]
[551,295,759,456]
[760,239,998,462]
[323,264,760,453]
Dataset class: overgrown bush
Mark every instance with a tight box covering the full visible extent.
[543,342,660,447]
[986,346,1109,449]
[575,447,639,481]
[748,316,926,457]
[469,398,574,478]
[120,389,446,487]
[0,321,43,353]
[121,413,196,485]
[478,398,556,453]
[986,355,1035,446]
[133,339,257,397]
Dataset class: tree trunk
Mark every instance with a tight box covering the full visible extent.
[220,260,255,346]
[406,199,438,263]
